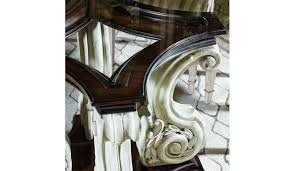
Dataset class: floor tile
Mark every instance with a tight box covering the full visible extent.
[217,105,229,126]
[213,121,229,139]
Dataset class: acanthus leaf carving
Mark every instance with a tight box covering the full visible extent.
[143,119,200,166]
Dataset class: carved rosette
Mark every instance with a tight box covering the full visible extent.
[140,45,220,166]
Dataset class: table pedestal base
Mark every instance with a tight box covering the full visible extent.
[68,115,205,171]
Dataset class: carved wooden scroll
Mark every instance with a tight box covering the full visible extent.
[66,0,225,169]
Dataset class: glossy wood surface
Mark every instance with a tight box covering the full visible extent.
[66,35,217,114]
[68,116,95,171]
[66,0,92,37]
[66,1,225,170]
[94,0,223,39]
[65,0,226,114]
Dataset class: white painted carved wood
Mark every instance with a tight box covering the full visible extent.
[65,1,223,170]
[90,109,139,171]
[77,22,113,77]
[74,22,138,171]
[136,45,220,166]
[67,44,220,170]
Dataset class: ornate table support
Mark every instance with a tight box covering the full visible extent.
[76,24,138,170]
[66,0,226,170]
[76,95,141,171]
[66,43,222,170]
[87,109,140,171]
[137,45,220,166]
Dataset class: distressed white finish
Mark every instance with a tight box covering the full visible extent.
[137,45,220,166]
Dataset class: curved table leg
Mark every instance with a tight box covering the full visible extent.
[137,45,220,167]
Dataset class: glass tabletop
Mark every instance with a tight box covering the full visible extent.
[65,0,226,114]
[66,0,225,38]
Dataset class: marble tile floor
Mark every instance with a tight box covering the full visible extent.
[65,31,230,171]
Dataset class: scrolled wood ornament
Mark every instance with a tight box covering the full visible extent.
[139,45,220,166]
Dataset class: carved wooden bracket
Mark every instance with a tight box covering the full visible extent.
[139,45,221,166]
[66,0,226,168]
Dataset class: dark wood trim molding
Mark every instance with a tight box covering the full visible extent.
[65,0,225,114]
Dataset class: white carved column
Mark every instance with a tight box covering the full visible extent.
[91,110,140,171]
[77,28,89,65]
[76,22,137,171]
[78,99,140,171]
[137,45,221,167]
[77,22,113,77]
